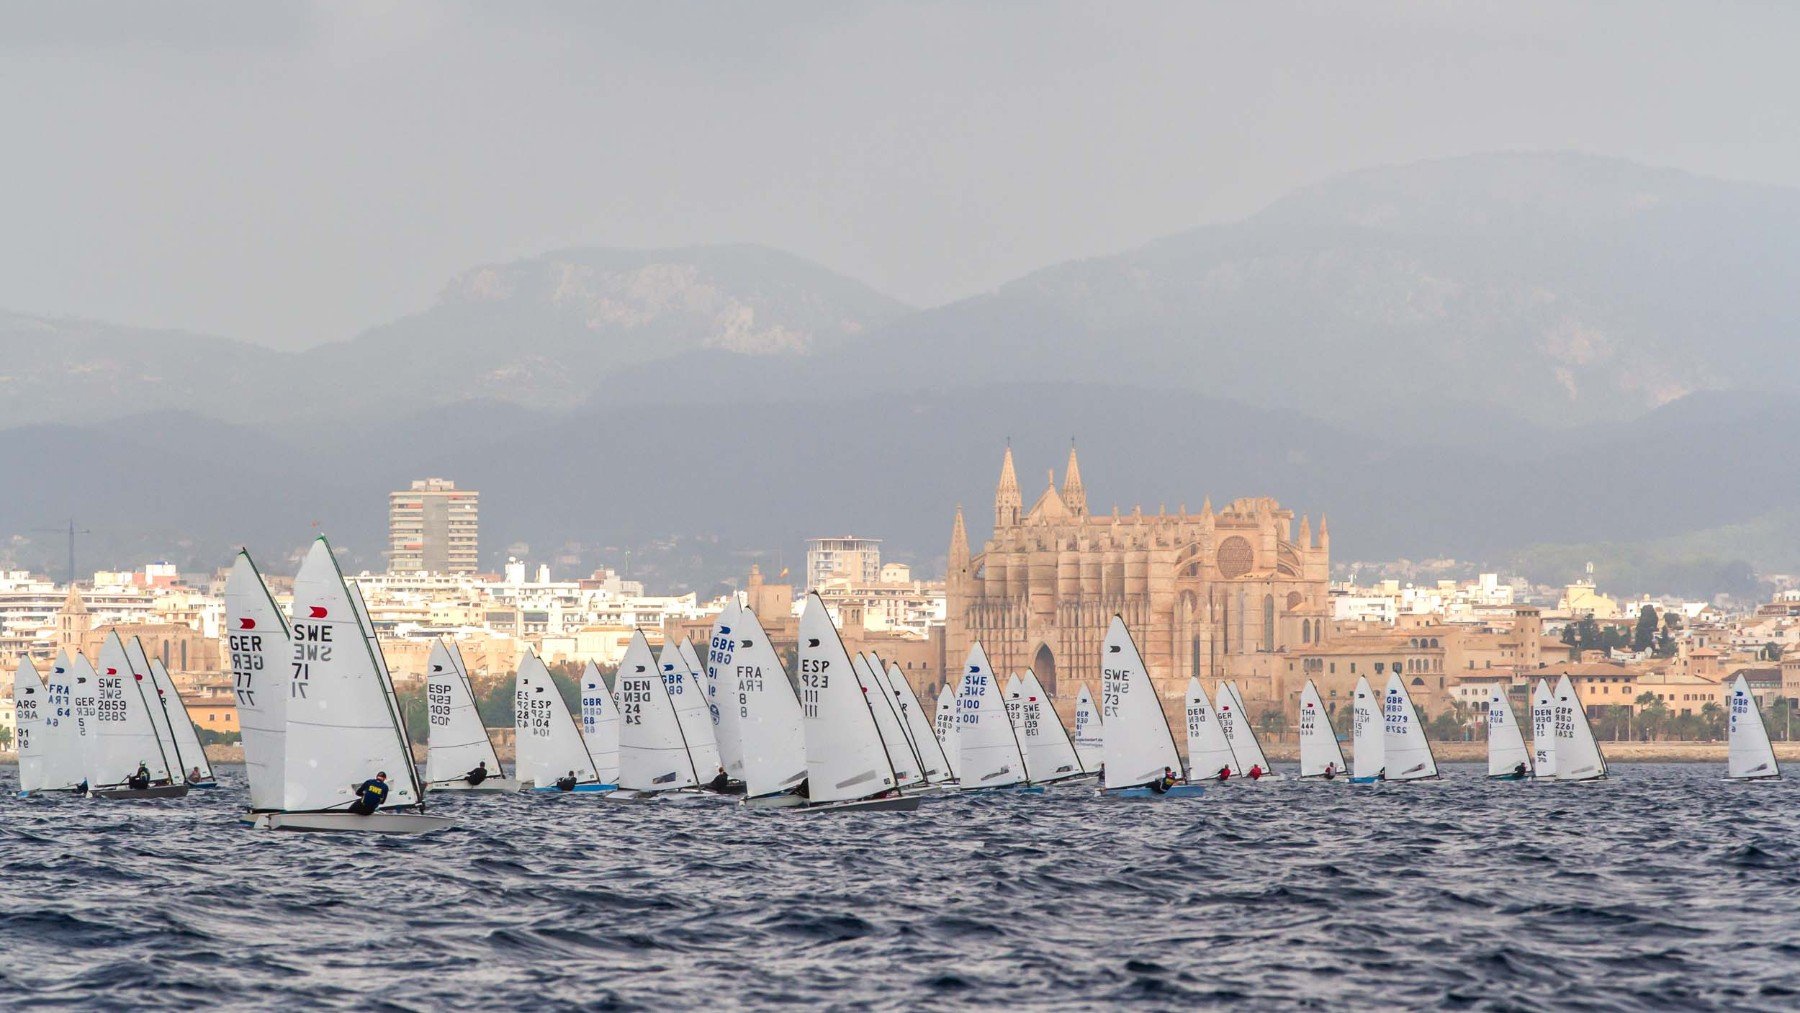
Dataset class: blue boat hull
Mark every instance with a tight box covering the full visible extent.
[531,782,617,793]
[1104,784,1205,799]
[1349,776,1381,784]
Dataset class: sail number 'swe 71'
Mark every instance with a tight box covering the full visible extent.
[290,621,333,700]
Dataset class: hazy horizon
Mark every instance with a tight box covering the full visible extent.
[7,1,1800,349]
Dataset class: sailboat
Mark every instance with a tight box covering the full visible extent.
[579,661,622,789]
[225,549,292,815]
[1219,681,1283,781]
[88,630,187,799]
[665,640,724,787]
[1016,669,1088,784]
[1297,680,1348,780]
[515,651,604,792]
[1486,686,1532,780]
[891,662,954,787]
[1380,672,1440,781]
[1349,676,1383,783]
[14,658,48,797]
[1726,674,1781,781]
[1530,679,1557,778]
[934,684,963,784]
[125,638,195,787]
[19,653,87,796]
[793,593,919,812]
[1551,674,1607,782]
[704,603,748,790]
[148,657,216,788]
[1184,677,1241,782]
[955,644,1038,793]
[1098,616,1201,798]
[425,640,515,791]
[721,603,808,807]
[858,652,929,791]
[255,537,447,833]
[612,631,710,801]
[1072,683,1104,774]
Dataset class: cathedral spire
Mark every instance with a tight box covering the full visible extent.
[1062,441,1086,516]
[1298,514,1311,548]
[995,443,1021,528]
[1318,513,1330,550]
[949,505,970,569]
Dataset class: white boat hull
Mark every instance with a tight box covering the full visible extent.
[605,788,719,805]
[791,795,922,813]
[251,811,455,834]
[428,777,522,793]
[742,792,807,809]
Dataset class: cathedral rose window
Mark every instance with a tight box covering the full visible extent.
[1217,536,1254,578]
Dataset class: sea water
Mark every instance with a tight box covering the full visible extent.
[2,763,1796,1008]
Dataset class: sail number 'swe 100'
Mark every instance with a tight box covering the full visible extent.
[799,658,829,719]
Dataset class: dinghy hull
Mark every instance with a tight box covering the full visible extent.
[1102,784,1205,799]
[185,781,220,790]
[92,785,190,800]
[528,781,615,793]
[742,792,807,809]
[251,811,455,834]
[793,795,923,813]
[605,788,718,804]
[1488,772,1529,781]
[430,778,522,792]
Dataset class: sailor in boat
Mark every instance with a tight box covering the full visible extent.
[1512,761,1527,779]
[1323,762,1338,781]
[554,771,578,792]
[705,766,731,793]
[188,766,204,784]
[464,761,490,787]
[1376,767,1387,782]
[127,763,152,791]
[74,779,89,796]
[1248,764,1265,781]
[348,772,390,815]
[1147,767,1183,794]
[1215,765,1232,782]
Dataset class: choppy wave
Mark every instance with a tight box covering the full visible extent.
[3,764,1798,1009]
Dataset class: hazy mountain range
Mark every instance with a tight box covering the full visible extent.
[4,152,1797,597]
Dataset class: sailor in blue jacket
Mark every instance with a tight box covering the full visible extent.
[349,772,390,814]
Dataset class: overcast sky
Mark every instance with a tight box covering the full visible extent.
[4,1,1797,349]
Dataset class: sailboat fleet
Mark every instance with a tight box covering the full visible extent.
[12,544,1787,830]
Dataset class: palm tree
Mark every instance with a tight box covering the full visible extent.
[1635,691,1669,741]
[1699,700,1727,741]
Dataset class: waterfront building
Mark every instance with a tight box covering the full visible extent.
[805,536,882,591]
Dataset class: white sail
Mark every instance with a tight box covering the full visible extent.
[1072,683,1104,773]
[90,630,175,788]
[1219,682,1274,774]
[799,594,898,804]
[34,652,88,791]
[1183,677,1239,780]
[1297,680,1348,778]
[14,657,47,793]
[225,550,291,811]
[892,663,952,783]
[1018,669,1082,781]
[1099,616,1183,789]
[1381,672,1439,781]
[956,643,1029,789]
[151,659,213,783]
[934,684,962,781]
[859,652,924,786]
[703,603,748,778]
[515,652,599,788]
[284,537,421,812]
[725,605,807,797]
[1486,686,1531,778]
[69,653,98,784]
[618,631,700,791]
[579,661,622,786]
[665,640,723,781]
[343,580,421,802]
[426,640,503,785]
[1531,679,1558,778]
[1552,674,1607,781]
[1727,675,1780,780]
[1350,676,1384,781]
[125,638,188,778]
